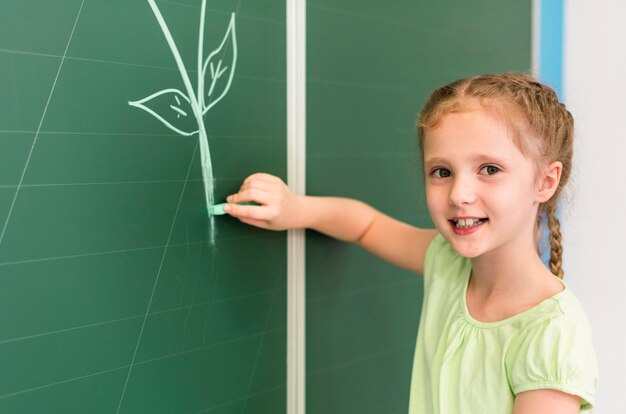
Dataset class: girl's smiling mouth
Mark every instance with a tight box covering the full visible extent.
[448,217,489,235]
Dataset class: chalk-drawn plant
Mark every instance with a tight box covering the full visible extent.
[129,0,237,241]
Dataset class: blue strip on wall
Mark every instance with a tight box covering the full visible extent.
[539,0,564,100]
[537,0,564,266]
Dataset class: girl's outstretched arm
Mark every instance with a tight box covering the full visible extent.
[513,390,582,414]
[225,173,437,274]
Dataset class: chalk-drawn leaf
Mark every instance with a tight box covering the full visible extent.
[202,13,237,115]
[129,88,198,136]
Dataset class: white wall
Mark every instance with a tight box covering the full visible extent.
[563,1,626,412]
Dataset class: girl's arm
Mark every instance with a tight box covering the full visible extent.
[513,390,582,414]
[224,173,438,275]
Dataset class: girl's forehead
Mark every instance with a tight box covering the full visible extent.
[421,108,540,171]
[424,109,519,151]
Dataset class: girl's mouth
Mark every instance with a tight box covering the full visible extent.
[448,218,488,235]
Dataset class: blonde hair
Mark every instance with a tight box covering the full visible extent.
[418,72,573,278]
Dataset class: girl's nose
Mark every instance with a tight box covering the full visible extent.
[448,176,477,206]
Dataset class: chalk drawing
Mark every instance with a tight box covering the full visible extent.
[129,0,237,243]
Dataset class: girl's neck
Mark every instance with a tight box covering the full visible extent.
[465,234,565,323]
[468,235,555,299]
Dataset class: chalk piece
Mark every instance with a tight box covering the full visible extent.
[209,203,228,215]
[209,202,259,216]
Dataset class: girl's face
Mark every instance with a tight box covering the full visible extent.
[423,108,541,259]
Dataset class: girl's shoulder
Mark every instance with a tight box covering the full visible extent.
[527,278,594,337]
[507,287,598,409]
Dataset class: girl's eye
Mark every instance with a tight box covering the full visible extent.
[431,168,451,178]
[479,165,500,175]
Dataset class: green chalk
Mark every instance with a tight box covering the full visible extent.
[209,202,259,216]
[209,203,228,216]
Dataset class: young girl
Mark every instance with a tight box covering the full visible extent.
[223,73,598,413]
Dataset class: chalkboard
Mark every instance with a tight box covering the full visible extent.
[0,0,286,413]
[306,0,531,412]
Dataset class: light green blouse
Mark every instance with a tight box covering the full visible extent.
[408,235,598,413]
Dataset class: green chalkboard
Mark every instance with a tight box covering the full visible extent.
[306,0,531,412]
[0,0,286,413]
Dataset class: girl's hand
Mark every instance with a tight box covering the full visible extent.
[224,173,303,231]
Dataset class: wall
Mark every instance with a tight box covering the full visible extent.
[563,1,626,412]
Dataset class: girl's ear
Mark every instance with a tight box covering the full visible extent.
[536,161,563,203]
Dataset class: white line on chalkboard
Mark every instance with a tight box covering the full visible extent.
[0,329,284,401]
[115,140,199,414]
[0,232,281,268]
[0,129,283,139]
[240,265,284,413]
[0,287,281,347]
[0,0,86,249]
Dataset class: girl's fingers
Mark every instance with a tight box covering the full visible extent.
[230,178,286,204]
[243,172,283,186]
[238,174,285,195]
[223,173,290,229]
[228,187,274,205]
[225,203,273,221]
[237,217,271,229]
[235,180,275,198]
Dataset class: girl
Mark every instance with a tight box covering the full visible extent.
[223,73,598,413]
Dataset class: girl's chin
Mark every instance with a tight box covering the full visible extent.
[440,234,486,258]
[453,248,483,259]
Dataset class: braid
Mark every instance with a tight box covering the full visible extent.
[545,202,564,278]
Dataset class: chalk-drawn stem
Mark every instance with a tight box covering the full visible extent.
[131,0,237,244]
[145,0,216,240]
[197,0,207,110]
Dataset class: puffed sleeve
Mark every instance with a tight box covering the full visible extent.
[508,312,599,410]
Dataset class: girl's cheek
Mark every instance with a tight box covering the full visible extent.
[425,187,445,207]
[425,196,442,220]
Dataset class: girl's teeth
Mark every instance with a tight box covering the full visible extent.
[455,218,483,229]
